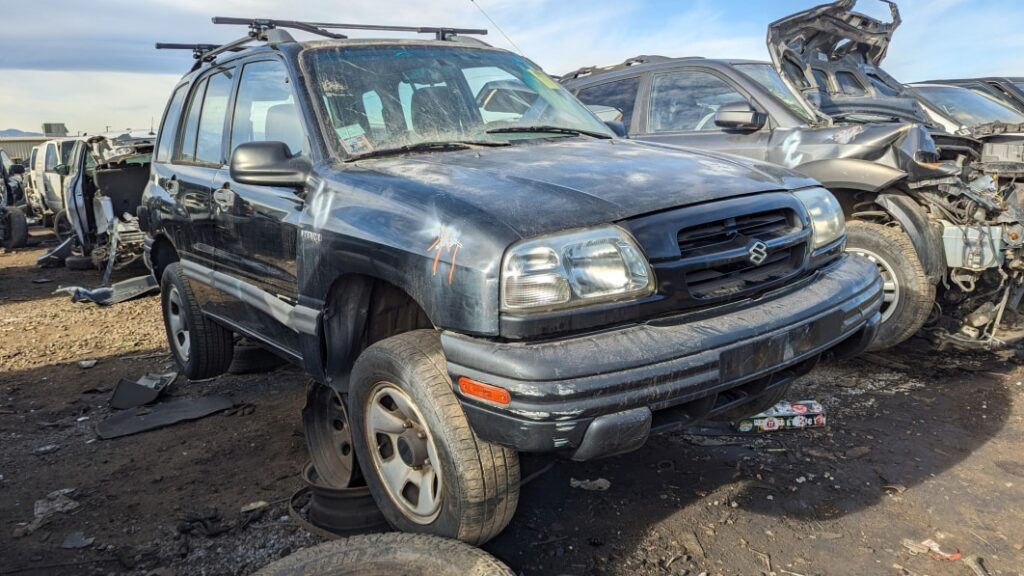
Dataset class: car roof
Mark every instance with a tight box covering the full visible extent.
[559,56,770,85]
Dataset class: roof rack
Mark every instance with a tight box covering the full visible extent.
[159,17,488,72]
[212,16,487,41]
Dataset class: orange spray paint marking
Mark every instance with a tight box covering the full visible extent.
[427,225,463,284]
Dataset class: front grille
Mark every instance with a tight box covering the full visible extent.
[676,208,806,300]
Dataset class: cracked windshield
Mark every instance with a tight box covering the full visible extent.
[306,45,612,157]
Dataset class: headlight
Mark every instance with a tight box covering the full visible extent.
[793,188,845,249]
[502,225,654,312]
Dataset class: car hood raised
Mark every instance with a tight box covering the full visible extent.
[352,139,818,238]
[767,0,928,124]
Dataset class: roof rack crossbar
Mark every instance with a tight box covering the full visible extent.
[212,16,486,41]
[155,41,249,61]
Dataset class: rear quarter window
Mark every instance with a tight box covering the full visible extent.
[575,77,640,128]
[155,84,189,163]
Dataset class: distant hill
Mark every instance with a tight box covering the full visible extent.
[0,129,43,137]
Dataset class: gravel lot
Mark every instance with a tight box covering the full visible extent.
[2,242,1023,575]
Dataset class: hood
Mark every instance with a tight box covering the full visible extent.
[352,139,818,239]
[767,0,928,124]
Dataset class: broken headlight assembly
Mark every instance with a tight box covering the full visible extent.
[501,225,654,312]
[793,187,845,249]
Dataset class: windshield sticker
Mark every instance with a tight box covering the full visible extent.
[427,224,463,285]
[336,124,373,155]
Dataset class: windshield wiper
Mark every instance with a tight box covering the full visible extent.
[345,140,508,162]
[485,125,612,139]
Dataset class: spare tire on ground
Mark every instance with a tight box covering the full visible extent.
[64,254,95,270]
[253,533,515,576]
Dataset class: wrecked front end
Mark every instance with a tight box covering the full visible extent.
[71,133,154,283]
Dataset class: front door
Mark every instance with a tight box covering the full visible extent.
[635,68,771,161]
[214,58,308,352]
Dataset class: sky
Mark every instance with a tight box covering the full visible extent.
[2,0,1024,135]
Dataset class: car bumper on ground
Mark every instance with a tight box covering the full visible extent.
[442,254,882,461]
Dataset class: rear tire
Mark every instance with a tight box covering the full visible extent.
[845,220,934,351]
[2,207,28,249]
[349,330,519,545]
[160,263,234,380]
[253,533,516,576]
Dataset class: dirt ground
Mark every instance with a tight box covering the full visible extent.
[2,240,1023,576]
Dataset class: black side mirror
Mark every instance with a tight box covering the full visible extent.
[604,120,627,138]
[54,164,69,176]
[10,164,25,175]
[229,141,311,188]
[714,101,766,131]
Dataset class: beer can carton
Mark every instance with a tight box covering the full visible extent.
[733,400,826,433]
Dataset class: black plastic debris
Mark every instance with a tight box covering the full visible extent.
[110,372,177,410]
[36,237,73,268]
[56,274,158,306]
[95,396,234,439]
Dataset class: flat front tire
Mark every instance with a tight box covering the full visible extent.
[348,330,519,545]
[160,263,234,380]
[845,220,935,351]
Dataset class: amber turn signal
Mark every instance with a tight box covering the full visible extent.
[458,377,511,405]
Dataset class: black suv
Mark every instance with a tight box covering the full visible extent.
[141,18,881,544]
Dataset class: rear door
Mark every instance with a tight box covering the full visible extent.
[213,57,308,350]
[170,67,236,271]
[633,68,771,161]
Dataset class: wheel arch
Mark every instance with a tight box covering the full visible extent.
[148,232,180,283]
[318,273,434,394]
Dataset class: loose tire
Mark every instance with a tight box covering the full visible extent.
[2,207,28,250]
[64,255,95,270]
[348,330,519,545]
[253,533,516,576]
[845,221,935,351]
[160,263,234,380]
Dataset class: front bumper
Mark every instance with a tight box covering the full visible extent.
[443,254,882,461]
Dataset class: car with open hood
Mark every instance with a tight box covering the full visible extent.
[140,17,880,545]
[562,0,1024,351]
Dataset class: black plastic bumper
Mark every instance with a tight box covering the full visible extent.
[442,254,882,461]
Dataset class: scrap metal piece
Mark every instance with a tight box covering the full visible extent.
[109,372,177,410]
[36,237,73,268]
[55,274,158,306]
[95,396,234,440]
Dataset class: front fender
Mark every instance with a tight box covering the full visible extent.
[875,193,945,283]
[797,158,906,193]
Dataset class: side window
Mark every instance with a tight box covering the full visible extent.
[835,72,866,96]
[44,144,58,171]
[649,71,748,133]
[811,69,831,94]
[178,77,209,162]
[230,60,306,156]
[195,72,233,164]
[155,84,189,163]
[576,77,640,127]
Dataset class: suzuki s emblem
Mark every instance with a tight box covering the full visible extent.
[748,241,769,265]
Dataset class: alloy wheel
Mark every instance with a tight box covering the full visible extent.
[849,247,900,323]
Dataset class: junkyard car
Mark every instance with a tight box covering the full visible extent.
[62,131,154,280]
[918,77,1024,117]
[142,19,881,544]
[29,137,81,237]
[0,149,29,249]
[563,0,1024,350]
